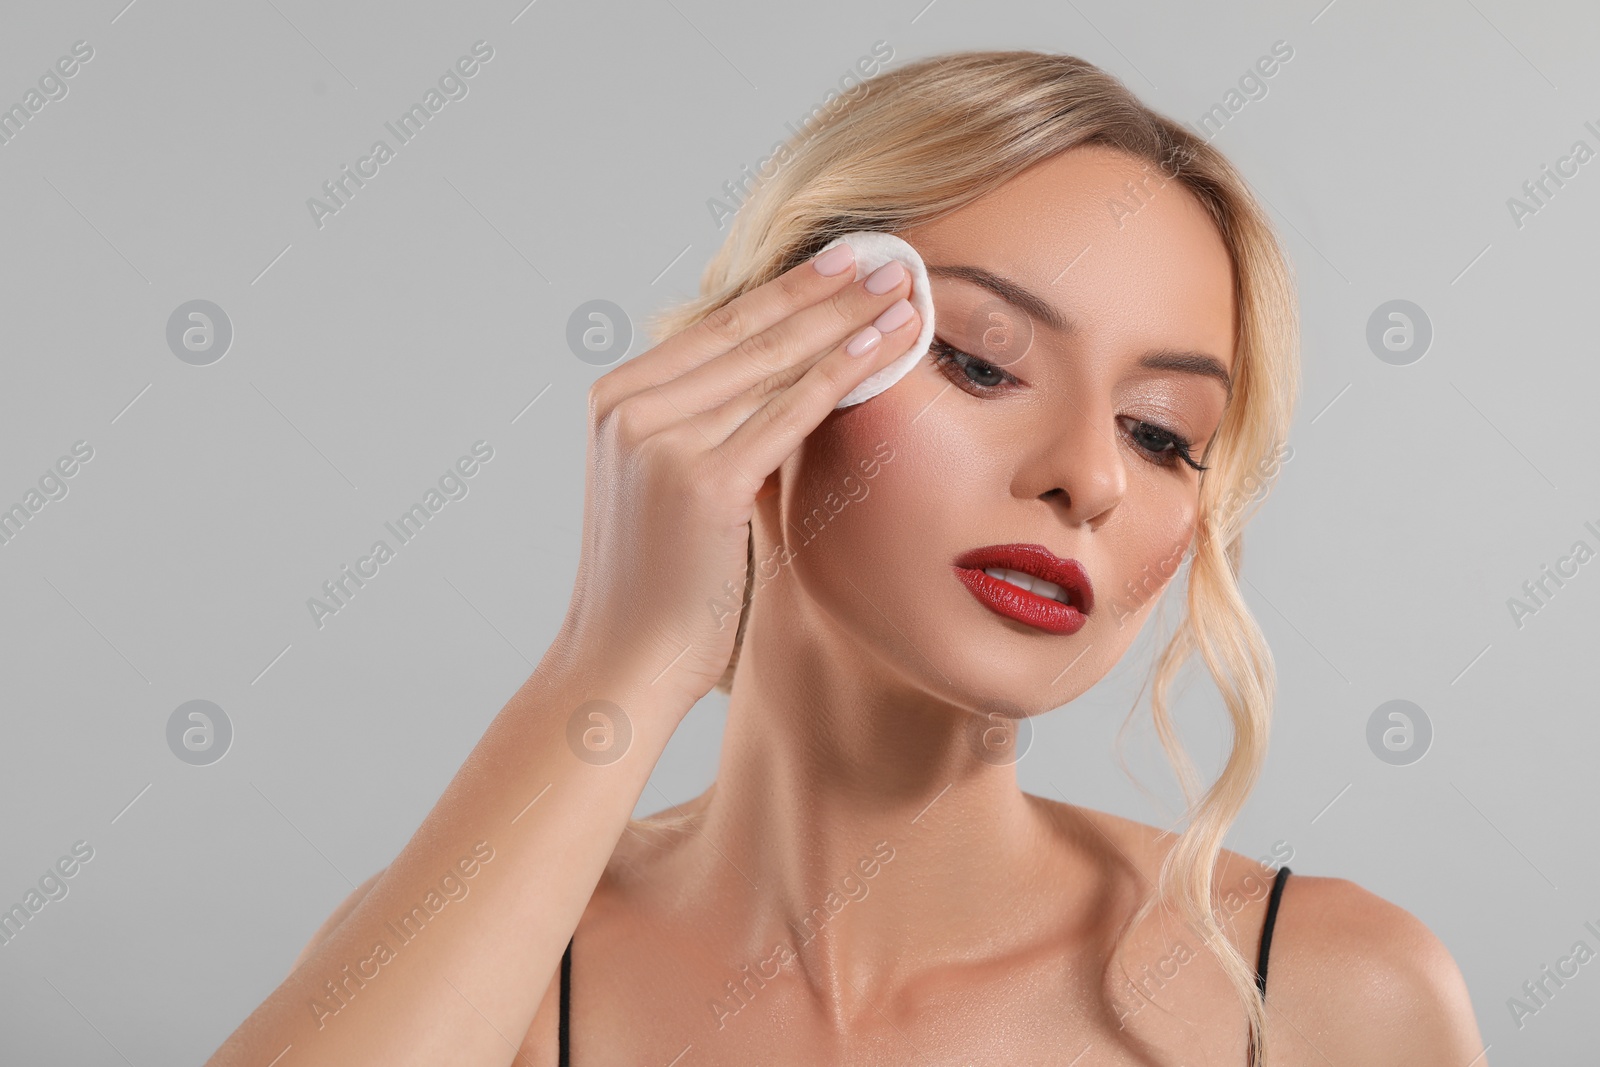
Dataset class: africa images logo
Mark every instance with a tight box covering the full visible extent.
[305,40,495,230]
[306,441,495,629]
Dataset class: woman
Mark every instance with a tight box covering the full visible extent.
[208,50,1487,1066]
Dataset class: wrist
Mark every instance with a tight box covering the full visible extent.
[528,628,699,738]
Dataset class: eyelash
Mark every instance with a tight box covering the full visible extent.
[927,337,1210,472]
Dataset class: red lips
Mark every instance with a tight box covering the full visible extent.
[950,543,1093,635]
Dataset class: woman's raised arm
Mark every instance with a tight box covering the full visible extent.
[204,239,923,1067]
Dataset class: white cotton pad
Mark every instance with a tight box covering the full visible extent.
[817,231,936,409]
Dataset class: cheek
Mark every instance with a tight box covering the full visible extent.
[773,385,971,611]
[1104,492,1196,623]
[780,403,905,566]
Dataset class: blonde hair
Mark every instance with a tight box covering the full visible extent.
[647,49,1299,1064]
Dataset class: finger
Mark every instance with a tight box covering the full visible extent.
[695,296,920,442]
[648,258,914,420]
[702,298,922,474]
[599,243,861,401]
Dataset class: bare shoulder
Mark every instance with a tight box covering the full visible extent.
[1028,799,1487,1065]
[1264,872,1488,1065]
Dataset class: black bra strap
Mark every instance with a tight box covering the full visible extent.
[1246,867,1291,1067]
[1254,865,1291,997]
[559,934,573,1067]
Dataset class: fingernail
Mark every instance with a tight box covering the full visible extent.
[846,325,882,357]
[872,298,915,334]
[812,244,856,277]
[864,260,906,294]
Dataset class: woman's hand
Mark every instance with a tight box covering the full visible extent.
[202,243,922,1067]
[553,242,922,709]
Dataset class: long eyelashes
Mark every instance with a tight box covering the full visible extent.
[928,336,1018,390]
[927,337,1210,472]
[1118,417,1209,472]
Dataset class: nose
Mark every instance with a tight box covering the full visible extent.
[1030,401,1128,528]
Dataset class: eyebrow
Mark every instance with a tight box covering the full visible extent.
[923,262,1234,395]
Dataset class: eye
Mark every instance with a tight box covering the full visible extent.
[929,337,1015,394]
[931,339,1210,473]
[1119,416,1208,472]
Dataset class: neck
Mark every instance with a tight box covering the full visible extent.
[682,580,1074,1022]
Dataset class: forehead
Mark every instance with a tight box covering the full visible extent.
[901,144,1238,375]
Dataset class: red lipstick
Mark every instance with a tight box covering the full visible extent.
[950,543,1093,636]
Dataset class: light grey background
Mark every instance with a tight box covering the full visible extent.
[1,0,1595,1063]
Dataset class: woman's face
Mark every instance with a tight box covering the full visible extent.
[765,143,1238,714]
